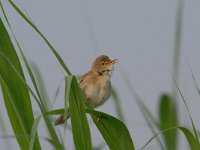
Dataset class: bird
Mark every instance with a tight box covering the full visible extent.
[54,55,118,125]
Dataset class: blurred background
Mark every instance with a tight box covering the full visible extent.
[0,0,200,149]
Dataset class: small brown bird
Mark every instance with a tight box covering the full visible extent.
[54,55,118,125]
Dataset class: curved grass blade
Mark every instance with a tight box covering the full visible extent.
[44,109,64,116]
[0,2,45,108]
[64,76,71,120]
[188,62,200,96]
[0,6,63,148]
[30,62,52,110]
[171,73,200,144]
[0,18,41,150]
[7,0,71,75]
[0,51,63,149]
[68,76,92,150]
[29,115,65,150]
[44,108,134,150]
[86,109,134,150]
[141,126,200,150]
[121,70,165,149]
[52,78,64,105]
[0,76,37,149]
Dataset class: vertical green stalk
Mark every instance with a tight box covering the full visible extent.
[172,0,184,99]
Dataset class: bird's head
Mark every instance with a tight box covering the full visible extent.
[91,55,118,77]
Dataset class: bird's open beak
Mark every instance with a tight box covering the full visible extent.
[108,59,118,65]
[106,59,118,73]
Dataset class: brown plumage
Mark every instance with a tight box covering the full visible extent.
[54,55,117,126]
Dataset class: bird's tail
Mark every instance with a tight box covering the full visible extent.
[54,114,69,126]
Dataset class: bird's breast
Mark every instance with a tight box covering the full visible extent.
[85,79,111,107]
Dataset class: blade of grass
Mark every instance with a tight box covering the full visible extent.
[44,107,134,150]
[1,1,52,109]
[0,51,63,149]
[62,76,71,141]
[0,50,64,148]
[0,76,37,149]
[159,94,178,150]
[29,115,41,150]
[7,0,71,75]
[187,62,200,96]
[68,76,92,150]
[44,109,64,116]
[171,73,200,144]
[0,4,63,148]
[0,18,41,149]
[29,114,65,150]
[64,76,70,121]
[52,77,65,105]
[86,109,135,150]
[30,62,52,110]
[141,126,200,150]
[0,52,41,107]
[0,1,44,108]
[120,70,165,149]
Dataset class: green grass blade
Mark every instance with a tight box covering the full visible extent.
[120,70,159,126]
[30,62,52,110]
[86,109,135,150]
[0,5,63,148]
[0,18,41,150]
[68,76,92,150]
[0,46,64,150]
[0,51,63,149]
[17,57,63,149]
[62,76,71,140]
[0,76,33,149]
[141,126,200,150]
[44,109,64,116]
[28,115,65,150]
[64,76,71,120]
[0,50,62,146]
[120,70,165,149]
[188,62,200,96]
[0,1,43,104]
[171,73,200,144]
[45,107,134,150]
[29,115,41,150]
[159,94,178,150]
[52,78,65,105]
[39,137,65,150]
[7,0,71,75]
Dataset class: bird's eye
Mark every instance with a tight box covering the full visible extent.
[101,62,105,65]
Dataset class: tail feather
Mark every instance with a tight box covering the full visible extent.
[54,115,65,126]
